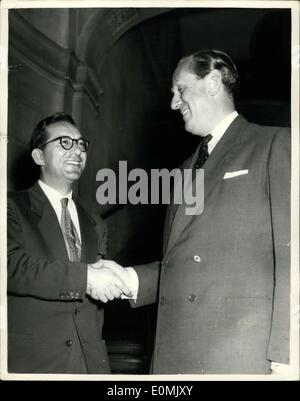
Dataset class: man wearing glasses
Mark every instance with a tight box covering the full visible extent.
[7,112,131,374]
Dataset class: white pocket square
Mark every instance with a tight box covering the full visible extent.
[223,169,249,179]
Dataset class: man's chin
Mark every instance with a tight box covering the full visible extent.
[65,171,83,181]
[185,124,197,136]
[65,165,84,173]
[184,120,195,133]
[185,122,203,136]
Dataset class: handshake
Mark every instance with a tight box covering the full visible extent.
[86,259,136,303]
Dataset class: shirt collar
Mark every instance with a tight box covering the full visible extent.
[208,111,238,153]
[38,180,72,204]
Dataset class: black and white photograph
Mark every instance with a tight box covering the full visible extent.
[0,0,299,383]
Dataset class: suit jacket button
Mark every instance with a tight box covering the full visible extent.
[193,255,201,262]
[188,294,197,302]
[159,296,166,305]
[65,340,73,347]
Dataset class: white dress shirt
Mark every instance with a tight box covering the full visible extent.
[38,180,81,242]
[208,110,239,154]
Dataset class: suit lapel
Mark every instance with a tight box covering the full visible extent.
[29,183,69,261]
[162,157,191,254]
[165,115,250,255]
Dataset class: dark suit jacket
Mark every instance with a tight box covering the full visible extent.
[133,115,291,374]
[7,183,110,374]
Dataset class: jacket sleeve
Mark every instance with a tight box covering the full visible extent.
[266,128,291,364]
[7,194,88,301]
[130,261,161,308]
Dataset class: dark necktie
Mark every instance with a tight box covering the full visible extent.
[194,134,212,169]
[60,198,81,262]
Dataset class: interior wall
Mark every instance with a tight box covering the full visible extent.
[80,14,182,259]
[175,8,291,125]
[8,10,72,191]
[20,8,71,48]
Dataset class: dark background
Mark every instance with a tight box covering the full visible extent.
[8,7,291,373]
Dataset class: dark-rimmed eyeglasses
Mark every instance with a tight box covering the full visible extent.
[40,136,89,152]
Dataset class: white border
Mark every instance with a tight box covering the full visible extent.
[0,0,299,382]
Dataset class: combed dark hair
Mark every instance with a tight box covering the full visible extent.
[186,49,240,97]
[29,112,76,151]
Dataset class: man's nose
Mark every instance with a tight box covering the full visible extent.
[70,141,82,155]
[171,93,181,110]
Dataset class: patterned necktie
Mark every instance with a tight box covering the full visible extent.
[194,134,212,169]
[60,198,81,262]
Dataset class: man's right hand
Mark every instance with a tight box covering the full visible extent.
[87,262,132,303]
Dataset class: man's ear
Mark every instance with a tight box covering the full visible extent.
[206,69,222,96]
[31,148,45,166]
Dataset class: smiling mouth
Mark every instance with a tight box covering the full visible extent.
[181,108,190,119]
[66,160,82,166]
